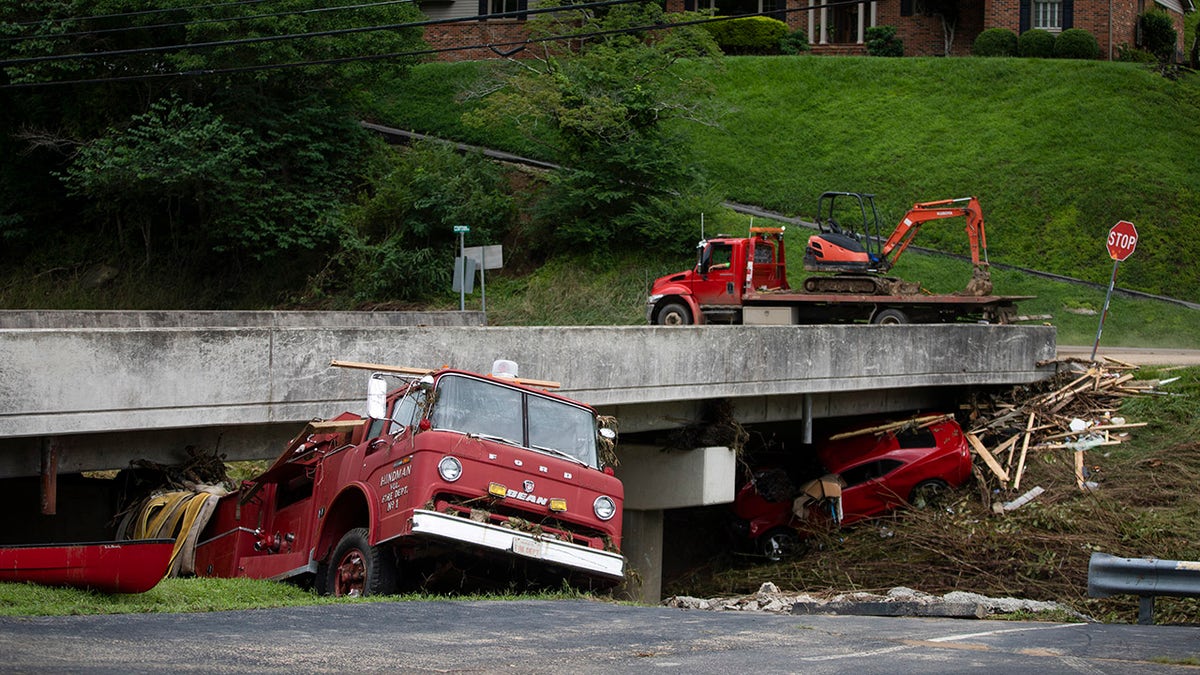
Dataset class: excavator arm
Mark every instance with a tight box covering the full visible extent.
[880,196,989,269]
[878,196,992,296]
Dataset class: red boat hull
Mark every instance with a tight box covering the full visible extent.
[0,539,175,594]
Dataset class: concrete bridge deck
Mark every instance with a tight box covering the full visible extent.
[0,311,1057,477]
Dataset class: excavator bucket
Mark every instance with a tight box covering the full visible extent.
[962,264,993,297]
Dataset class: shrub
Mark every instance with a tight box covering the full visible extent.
[973,27,1018,56]
[1017,29,1055,58]
[779,29,811,55]
[1116,43,1159,63]
[865,25,904,57]
[1139,9,1178,62]
[1054,28,1100,59]
[703,16,790,55]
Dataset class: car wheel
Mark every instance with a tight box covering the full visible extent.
[909,479,950,509]
[759,528,803,562]
[656,302,692,326]
[872,308,909,325]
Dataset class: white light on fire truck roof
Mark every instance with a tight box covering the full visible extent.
[593,495,616,521]
[491,359,518,379]
[437,456,463,482]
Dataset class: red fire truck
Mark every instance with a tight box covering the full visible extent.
[194,360,624,596]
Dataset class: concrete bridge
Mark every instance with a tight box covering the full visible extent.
[0,310,1057,599]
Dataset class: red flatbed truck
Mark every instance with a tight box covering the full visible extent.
[647,194,1028,326]
[194,360,624,596]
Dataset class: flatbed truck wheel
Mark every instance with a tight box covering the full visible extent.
[872,308,909,325]
[656,302,692,326]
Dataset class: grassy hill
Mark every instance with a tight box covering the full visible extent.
[368,56,1200,305]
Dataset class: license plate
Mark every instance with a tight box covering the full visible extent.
[511,538,544,558]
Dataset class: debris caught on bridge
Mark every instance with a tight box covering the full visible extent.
[963,357,1161,506]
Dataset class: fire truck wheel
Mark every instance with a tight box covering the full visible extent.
[656,302,692,326]
[326,527,398,597]
[871,308,909,325]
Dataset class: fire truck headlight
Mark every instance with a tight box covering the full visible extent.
[437,456,463,482]
[593,495,617,521]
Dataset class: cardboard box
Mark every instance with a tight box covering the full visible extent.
[793,474,845,524]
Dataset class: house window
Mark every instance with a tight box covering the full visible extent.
[761,0,787,20]
[480,0,527,19]
[491,0,521,13]
[1032,0,1062,30]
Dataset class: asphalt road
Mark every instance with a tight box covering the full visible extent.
[2,599,1197,674]
[1056,345,1200,366]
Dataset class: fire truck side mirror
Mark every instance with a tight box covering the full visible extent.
[367,375,387,420]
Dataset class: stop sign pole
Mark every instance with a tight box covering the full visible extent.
[1091,221,1138,360]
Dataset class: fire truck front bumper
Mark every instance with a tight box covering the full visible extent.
[410,509,625,581]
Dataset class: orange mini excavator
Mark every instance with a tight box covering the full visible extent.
[801,192,993,297]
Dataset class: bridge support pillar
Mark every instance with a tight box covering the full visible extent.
[618,509,663,603]
[614,444,738,602]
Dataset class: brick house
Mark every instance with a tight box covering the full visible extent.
[422,0,1192,60]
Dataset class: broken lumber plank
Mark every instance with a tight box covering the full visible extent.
[827,414,952,441]
[1031,440,1122,450]
[1040,422,1148,442]
[1012,412,1036,491]
[1037,368,1096,405]
[966,432,1009,483]
[992,434,1020,473]
[1100,356,1138,369]
[999,486,1045,512]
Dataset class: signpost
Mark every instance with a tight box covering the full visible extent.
[454,226,470,311]
[1092,221,1138,360]
[462,245,503,320]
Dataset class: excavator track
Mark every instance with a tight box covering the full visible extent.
[803,275,921,296]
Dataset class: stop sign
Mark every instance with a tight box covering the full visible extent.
[1106,220,1138,261]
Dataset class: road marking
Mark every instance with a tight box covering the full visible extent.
[800,645,911,661]
[798,623,1082,663]
[926,622,1078,643]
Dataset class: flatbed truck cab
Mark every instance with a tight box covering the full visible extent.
[646,227,788,326]
[195,360,623,596]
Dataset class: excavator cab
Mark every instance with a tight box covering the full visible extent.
[803,192,885,274]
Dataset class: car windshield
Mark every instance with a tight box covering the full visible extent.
[429,374,599,468]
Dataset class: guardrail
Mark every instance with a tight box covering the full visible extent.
[1088,552,1200,624]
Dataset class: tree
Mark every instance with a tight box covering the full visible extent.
[1,0,426,268]
[464,1,724,253]
[921,0,961,56]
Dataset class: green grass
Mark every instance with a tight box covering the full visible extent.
[0,577,603,616]
[370,57,1200,303]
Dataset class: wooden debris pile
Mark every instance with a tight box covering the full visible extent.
[962,357,1161,511]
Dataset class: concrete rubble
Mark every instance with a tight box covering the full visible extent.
[664,583,1092,621]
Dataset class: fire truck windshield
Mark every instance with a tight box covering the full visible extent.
[430,374,599,468]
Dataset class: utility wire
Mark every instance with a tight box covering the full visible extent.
[1,0,863,89]
[0,0,637,66]
[8,0,272,27]
[1,0,417,44]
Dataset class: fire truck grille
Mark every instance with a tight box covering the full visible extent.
[431,495,613,551]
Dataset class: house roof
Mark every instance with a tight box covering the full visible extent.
[1155,0,1196,14]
